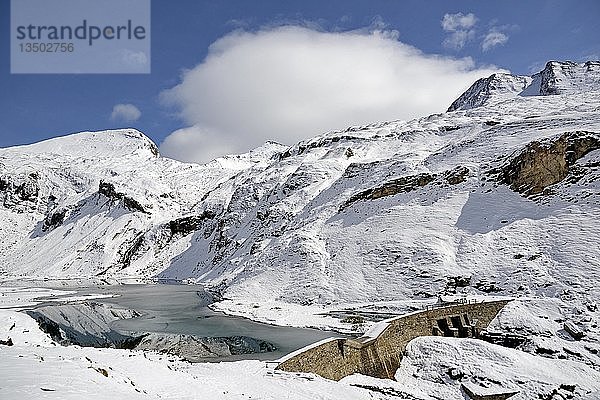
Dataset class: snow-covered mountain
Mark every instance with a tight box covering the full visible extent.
[449,60,600,111]
[2,60,600,398]
[2,61,600,337]
[0,129,284,279]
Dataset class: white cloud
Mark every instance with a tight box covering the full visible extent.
[110,103,141,122]
[482,30,509,51]
[443,30,476,51]
[160,126,237,164]
[441,12,477,50]
[441,13,477,31]
[160,25,501,164]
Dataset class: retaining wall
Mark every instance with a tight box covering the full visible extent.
[276,300,510,381]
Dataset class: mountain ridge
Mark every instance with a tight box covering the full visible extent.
[448,60,600,111]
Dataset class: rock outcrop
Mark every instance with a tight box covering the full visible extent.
[0,172,40,211]
[494,131,600,196]
[341,166,470,210]
[98,180,148,214]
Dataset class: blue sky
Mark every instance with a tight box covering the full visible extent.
[1,0,599,162]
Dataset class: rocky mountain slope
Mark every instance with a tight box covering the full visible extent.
[1,61,600,339]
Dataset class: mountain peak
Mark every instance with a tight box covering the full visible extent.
[522,60,600,96]
[447,73,531,112]
[0,129,160,159]
[448,60,600,111]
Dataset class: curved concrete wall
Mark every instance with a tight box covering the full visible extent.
[276,300,510,381]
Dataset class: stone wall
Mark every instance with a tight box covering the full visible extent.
[276,300,510,381]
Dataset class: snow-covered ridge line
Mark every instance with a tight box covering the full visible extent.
[448,60,600,111]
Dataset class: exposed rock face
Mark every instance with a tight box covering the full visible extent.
[444,165,470,185]
[342,172,435,209]
[41,207,68,232]
[112,210,222,273]
[168,211,217,237]
[496,131,600,196]
[0,172,40,211]
[341,166,470,210]
[98,180,147,214]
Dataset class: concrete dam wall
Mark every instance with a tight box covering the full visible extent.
[276,299,510,381]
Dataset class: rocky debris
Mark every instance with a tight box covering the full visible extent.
[281,134,360,158]
[537,384,581,400]
[0,337,13,346]
[447,367,465,380]
[494,131,600,196]
[341,166,470,210]
[444,166,470,185]
[349,384,423,399]
[135,333,276,361]
[98,180,147,214]
[340,315,366,324]
[445,275,472,294]
[474,279,502,293]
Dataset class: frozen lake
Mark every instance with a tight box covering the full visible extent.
[53,284,342,361]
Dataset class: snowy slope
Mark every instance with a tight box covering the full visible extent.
[0,130,284,280]
[392,336,600,399]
